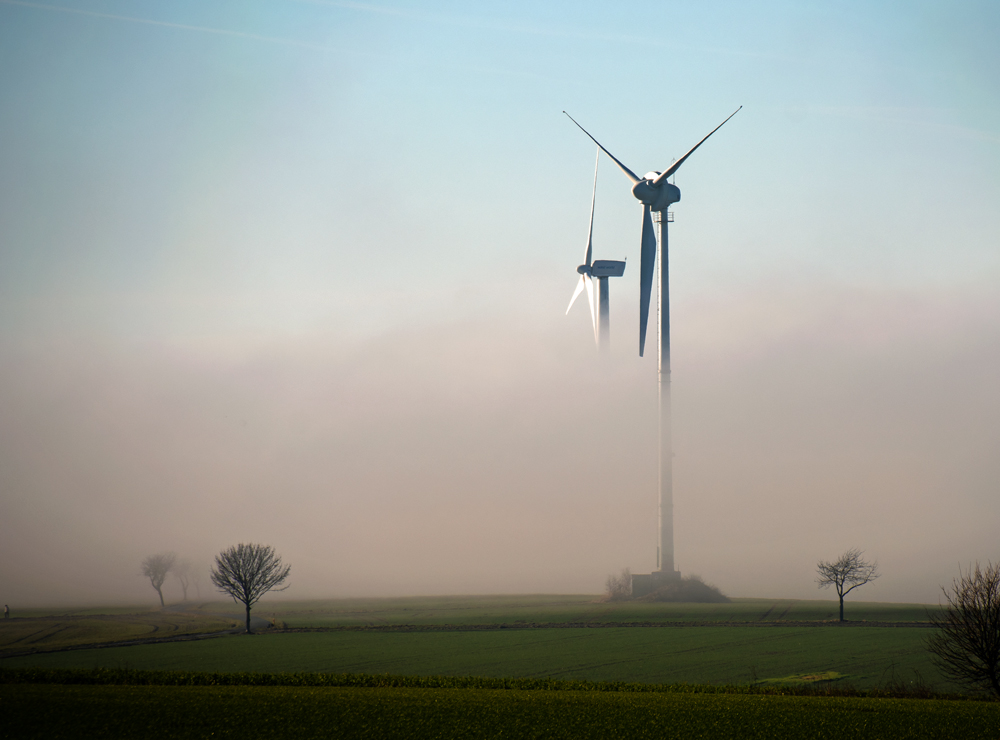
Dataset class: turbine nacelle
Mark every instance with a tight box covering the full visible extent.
[566,152,627,350]
[577,259,625,278]
[564,105,741,356]
[631,180,681,212]
[591,259,626,278]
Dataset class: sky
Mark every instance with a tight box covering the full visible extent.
[1,0,998,606]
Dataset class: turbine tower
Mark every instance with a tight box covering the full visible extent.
[566,150,626,351]
[564,108,740,581]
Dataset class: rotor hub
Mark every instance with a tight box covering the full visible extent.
[632,180,681,211]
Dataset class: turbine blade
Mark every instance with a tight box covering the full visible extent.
[563,111,640,184]
[652,106,742,186]
[585,149,598,266]
[585,274,598,344]
[638,205,656,357]
[566,275,586,315]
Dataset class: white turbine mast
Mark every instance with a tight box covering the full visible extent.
[563,107,740,584]
[565,149,626,351]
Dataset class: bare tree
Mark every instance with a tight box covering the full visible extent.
[210,543,290,633]
[927,562,1000,696]
[605,567,632,601]
[174,559,194,601]
[817,548,879,622]
[192,567,204,599]
[141,553,176,607]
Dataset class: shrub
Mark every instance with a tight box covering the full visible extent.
[604,568,632,601]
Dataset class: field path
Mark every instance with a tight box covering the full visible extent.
[0,605,273,659]
[775,603,797,620]
[759,603,778,620]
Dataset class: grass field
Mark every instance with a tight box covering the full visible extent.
[4,677,998,740]
[210,594,939,628]
[1,596,951,691]
[0,608,237,658]
[3,623,952,690]
[0,596,976,738]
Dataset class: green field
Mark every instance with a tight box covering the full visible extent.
[4,624,950,690]
[4,680,997,740]
[1,595,952,691]
[0,596,981,738]
[0,608,236,658]
[215,594,939,628]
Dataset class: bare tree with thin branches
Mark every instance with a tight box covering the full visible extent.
[927,561,1000,697]
[605,568,632,601]
[189,564,205,599]
[174,559,195,601]
[210,543,290,633]
[817,548,879,622]
[141,553,176,607]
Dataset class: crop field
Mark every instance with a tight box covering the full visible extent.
[3,676,998,740]
[1,596,976,738]
[209,594,939,628]
[4,623,952,690]
[0,607,237,658]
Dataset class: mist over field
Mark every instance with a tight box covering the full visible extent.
[3,278,998,605]
[1,0,998,607]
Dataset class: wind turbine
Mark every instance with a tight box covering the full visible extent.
[563,107,740,583]
[566,150,627,351]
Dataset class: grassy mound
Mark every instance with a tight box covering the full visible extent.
[636,575,730,603]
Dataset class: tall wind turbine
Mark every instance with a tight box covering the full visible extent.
[566,150,626,351]
[564,108,740,579]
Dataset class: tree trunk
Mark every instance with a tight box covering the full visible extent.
[839,594,845,622]
[156,588,164,607]
[245,604,252,634]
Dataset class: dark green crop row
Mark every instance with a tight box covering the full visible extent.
[0,666,989,701]
[4,681,1000,740]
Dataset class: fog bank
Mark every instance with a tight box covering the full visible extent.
[2,278,997,606]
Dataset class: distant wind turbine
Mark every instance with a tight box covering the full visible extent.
[565,150,626,351]
[564,107,740,583]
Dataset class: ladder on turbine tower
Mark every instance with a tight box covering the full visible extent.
[652,211,674,223]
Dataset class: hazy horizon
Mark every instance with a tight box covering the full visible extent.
[2,1,998,608]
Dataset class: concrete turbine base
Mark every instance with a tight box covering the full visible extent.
[631,569,682,598]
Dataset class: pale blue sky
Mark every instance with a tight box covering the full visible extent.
[2,0,997,340]
[1,1,998,604]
